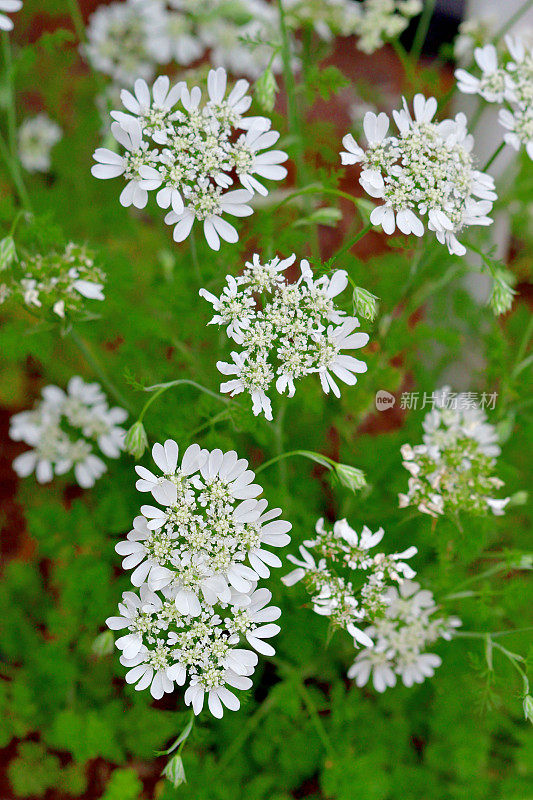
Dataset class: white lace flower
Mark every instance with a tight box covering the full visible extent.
[118,440,291,606]
[283,517,417,648]
[455,44,513,103]
[340,95,497,256]
[108,565,282,713]
[353,0,422,55]
[10,376,127,487]
[399,388,509,518]
[0,0,22,31]
[94,68,287,250]
[455,36,533,161]
[92,120,159,209]
[0,242,105,319]
[18,114,62,174]
[203,255,370,419]
[84,0,168,85]
[348,581,461,691]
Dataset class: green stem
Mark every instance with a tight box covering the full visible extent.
[493,0,533,42]
[190,228,201,281]
[1,35,32,211]
[277,0,304,181]
[333,222,373,261]
[410,0,437,63]
[274,657,336,760]
[66,0,87,43]
[274,402,287,486]
[482,140,506,172]
[255,449,338,475]
[138,379,232,422]
[188,407,231,439]
[69,328,135,415]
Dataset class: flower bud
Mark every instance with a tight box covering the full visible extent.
[352,286,379,321]
[124,420,148,459]
[523,694,533,724]
[163,754,186,787]
[91,630,115,656]
[335,463,366,492]
[489,269,516,316]
[255,68,278,113]
[0,236,17,271]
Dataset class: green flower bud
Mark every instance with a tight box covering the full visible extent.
[352,286,379,321]
[489,269,516,316]
[91,630,115,656]
[335,463,367,492]
[163,754,186,787]
[255,68,278,113]
[0,236,17,271]
[124,420,148,459]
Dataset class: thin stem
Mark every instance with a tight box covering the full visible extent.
[0,133,31,210]
[255,449,337,475]
[333,222,373,261]
[391,39,417,87]
[410,0,437,63]
[66,0,87,44]
[69,328,136,415]
[274,657,335,760]
[1,35,32,211]
[188,407,231,439]
[274,185,364,213]
[274,402,287,486]
[277,0,304,181]
[493,0,533,42]
[139,379,232,422]
[482,140,506,172]
[189,228,201,281]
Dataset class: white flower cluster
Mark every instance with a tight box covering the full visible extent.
[108,440,291,716]
[0,243,105,318]
[453,15,498,62]
[200,255,369,420]
[354,0,422,55]
[282,517,417,648]
[10,377,127,487]
[85,0,281,85]
[284,0,362,41]
[399,388,509,518]
[455,36,533,161]
[92,69,287,250]
[0,0,22,32]
[18,114,62,174]
[341,94,497,256]
[348,581,461,692]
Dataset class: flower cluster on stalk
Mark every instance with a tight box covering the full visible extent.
[108,440,291,716]
[0,243,105,319]
[340,94,497,256]
[455,36,533,161]
[282,517,417,648]
[92,69,288,250]
[85,0,281,85]
[399,388,509,518]
[10,377,127,487]
[353,0,422,54]
[200,255,369,420]
[348,581,461,691]
[18,114,62,174]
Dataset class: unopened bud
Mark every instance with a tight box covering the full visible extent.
[124,420,148,459]
[335,463,366,492]
[353,286,379,321]
[255,68,278,113]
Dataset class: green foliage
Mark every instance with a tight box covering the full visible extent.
[0,2,531,799]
